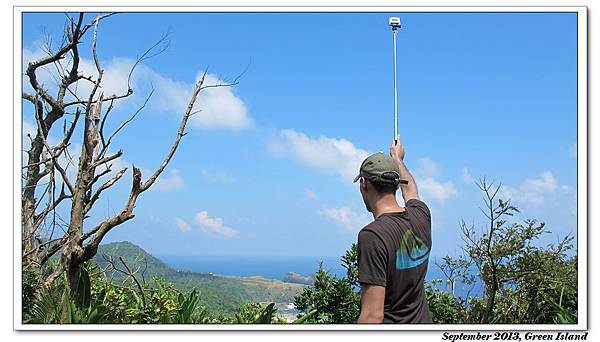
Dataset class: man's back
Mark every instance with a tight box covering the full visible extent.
[357,198,432,323]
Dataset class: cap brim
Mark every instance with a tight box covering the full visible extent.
[353,174,361,183]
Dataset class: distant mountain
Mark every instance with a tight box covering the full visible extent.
[96,241,173,278]
[93,241,305,314]
[282,272,315,285]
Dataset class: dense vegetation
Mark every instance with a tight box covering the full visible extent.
[292,181,578,324]
[23,183,577,325]
[92,242,303,313]
[23,262,302,324]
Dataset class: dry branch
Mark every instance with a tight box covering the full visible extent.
[22,13,240,295]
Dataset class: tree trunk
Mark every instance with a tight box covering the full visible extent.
[22,136,45,271]
[63,139,95,295]
[24,13,210,290]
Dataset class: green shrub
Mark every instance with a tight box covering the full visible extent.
[293,246,360,324]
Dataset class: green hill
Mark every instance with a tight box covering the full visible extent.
[93,241,305,313]
[96,241,173,278]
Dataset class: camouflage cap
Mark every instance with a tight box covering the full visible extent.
[353,152,408,185]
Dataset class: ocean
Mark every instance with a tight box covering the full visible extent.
[157,254,482,317]
[156,254,473,293]
[157,255,346,280]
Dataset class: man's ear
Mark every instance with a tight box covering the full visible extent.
[360,178,368,192]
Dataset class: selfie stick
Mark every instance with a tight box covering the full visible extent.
[389,17,401,139]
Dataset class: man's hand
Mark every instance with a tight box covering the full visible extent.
[389,133,420,202]
[390,134,405,161]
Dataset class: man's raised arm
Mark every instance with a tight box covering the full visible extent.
[390,134,420,203]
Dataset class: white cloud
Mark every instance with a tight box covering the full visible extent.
[319,206,371,233]
[150,169,184,192]
[126,65,252,131]
[175,218,191,232]
[269,131,458,204]
[22,46,57,89]
[412,157,458,204]
[22,119,63,151]
[461,167,474,184]
[418,157,439,177]
[194,211,238,238]
[149,215,162,225]
[99,57,138,98]
[417,177,459,203]
[22,47,253,131]
[523,171,557,193]
[304,188,318,201]
[200,169,235,184]
[568,143,577,159]
[191,73,253,131]
[499,171,558,207]
[22,47,130,104]
[22,135,82,195]
[269,129,370,182]
[500,185,544,207]
[140,69,253,131]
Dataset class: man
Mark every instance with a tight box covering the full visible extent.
[354,135,432,324]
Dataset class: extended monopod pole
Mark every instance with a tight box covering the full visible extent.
[389,17,401,139]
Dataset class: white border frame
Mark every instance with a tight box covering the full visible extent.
[13,5,588,331]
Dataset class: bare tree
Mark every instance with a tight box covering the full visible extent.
[435,255,475,298]
[99,253,149,307]
[459,178,519,323]
[21,13,236,292]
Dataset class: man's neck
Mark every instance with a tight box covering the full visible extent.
[371,195,405,219]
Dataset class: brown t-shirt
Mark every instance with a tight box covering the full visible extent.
[357,199,432,323]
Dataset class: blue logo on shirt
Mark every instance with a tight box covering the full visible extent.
[396,229,430,270]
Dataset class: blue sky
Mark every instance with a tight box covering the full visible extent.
[22,12,578,260]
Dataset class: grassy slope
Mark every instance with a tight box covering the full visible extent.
[94,241,305,313]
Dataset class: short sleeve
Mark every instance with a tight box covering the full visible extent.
[406,199,431,221]
[358,229,388,287]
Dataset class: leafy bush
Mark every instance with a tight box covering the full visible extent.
[25,266,108,324]
[293,247,360,323]
[23,260,292,324]
[230,303,285,324]
[293,182,577,325]
[425,280,469,324]
[22,267,40,320]
[22,181,577,325]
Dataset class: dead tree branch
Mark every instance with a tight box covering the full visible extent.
[22,13,239,295]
